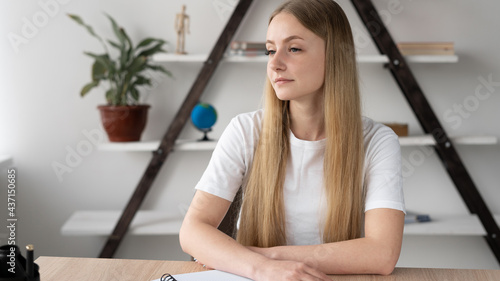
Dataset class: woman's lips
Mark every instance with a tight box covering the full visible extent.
[274,78,294,85]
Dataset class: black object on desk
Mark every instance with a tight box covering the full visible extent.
[0,245,40,281]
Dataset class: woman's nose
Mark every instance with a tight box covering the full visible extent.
[268,50,286,71]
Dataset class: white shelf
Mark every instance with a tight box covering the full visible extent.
[152,53,458,64]
[98,141,160,151]
[403,55,459,63]
[153,53,208,62]
[404,214,500,236]
[61,210,499,237]
[97,139,218,152]
[451,135,498,145]
[97,135,496,152]
[398,135,497,146]
[61,210,184,236]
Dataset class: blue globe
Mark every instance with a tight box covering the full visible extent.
[191,103,217,140]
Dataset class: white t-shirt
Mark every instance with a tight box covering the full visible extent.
[195,109,405,245]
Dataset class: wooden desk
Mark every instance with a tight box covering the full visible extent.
[36,256,500,281]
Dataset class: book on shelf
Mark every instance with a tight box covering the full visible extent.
[228,49,267,56]
[397,42,454,56]
[230,41,267,51]
[229,41,267,56]
[405,211,431,224]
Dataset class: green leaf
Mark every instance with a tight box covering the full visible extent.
[84,51,108,62]
[81,81,99,97]
[105,13,125,45]
[121,28,133,48]
[136,38,156,49]
[136,38,164,50]
[92,60,107,81]
[137,42,165,58]
[68,14,107,53]
[68,14,101,40]
[120,28,134,69]
[146,64,172,77]
[133,75,151,86]
[128,56,147,74]
[107,40,122,50]
[129,87,139,102]
[84,52,116,75]
[106,88,117,104]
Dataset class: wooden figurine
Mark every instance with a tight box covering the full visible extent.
[175,5,190,54]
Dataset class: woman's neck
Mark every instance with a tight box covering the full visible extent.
[289,100,325,141]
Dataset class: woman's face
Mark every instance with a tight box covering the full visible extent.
[266,12,326,103]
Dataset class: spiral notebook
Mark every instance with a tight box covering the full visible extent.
[155,270,252,281]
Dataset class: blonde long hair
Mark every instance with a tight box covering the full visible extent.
[237,0,364,247]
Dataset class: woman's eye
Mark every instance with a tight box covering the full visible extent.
[290,48,301,53]
[265,49,275,56]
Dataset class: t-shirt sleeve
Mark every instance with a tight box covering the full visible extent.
[194,116,252,202]
[364,125,406,213]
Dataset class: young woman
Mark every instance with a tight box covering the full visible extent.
[179,0,405,280]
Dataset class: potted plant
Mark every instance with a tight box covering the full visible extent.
[68,13,171,142]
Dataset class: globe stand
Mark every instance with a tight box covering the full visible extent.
[198,128,212,141]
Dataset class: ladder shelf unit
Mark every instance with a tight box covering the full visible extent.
[60,0,500,263]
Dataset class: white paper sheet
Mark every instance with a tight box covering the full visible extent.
[153,269,252,281]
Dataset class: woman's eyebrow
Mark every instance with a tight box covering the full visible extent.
[266,35,305,45]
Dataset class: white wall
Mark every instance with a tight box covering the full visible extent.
[0,0,499,270]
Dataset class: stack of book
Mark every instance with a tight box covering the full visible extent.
[229,41,267,56]
[397,42,454,56]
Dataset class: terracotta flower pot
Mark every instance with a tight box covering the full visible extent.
[97,105,150,142]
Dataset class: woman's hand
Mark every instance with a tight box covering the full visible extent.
[254,259,331,281]
[247,247,330,280]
